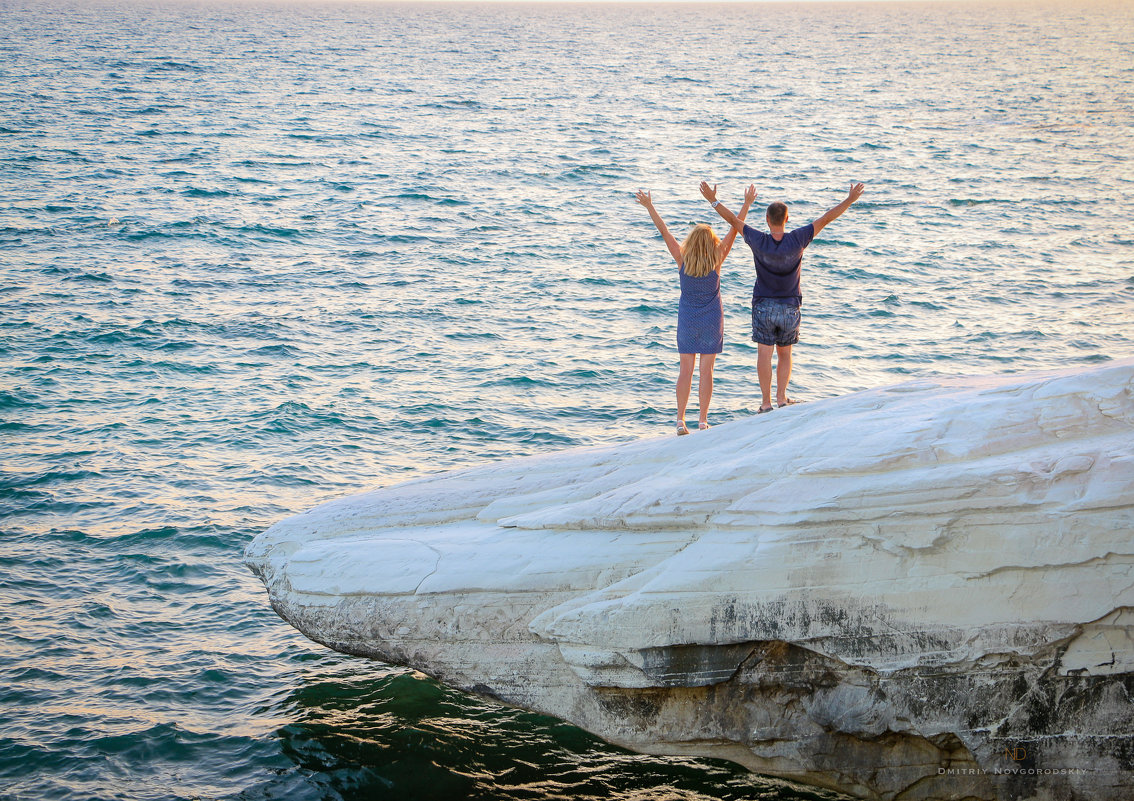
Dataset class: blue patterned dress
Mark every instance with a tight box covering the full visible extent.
[676,264,724,354]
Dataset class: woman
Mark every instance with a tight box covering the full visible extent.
[636,184,756,434]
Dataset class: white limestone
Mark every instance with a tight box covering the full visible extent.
[245,359,1134,801]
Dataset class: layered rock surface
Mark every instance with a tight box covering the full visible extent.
[245,360,1134,801]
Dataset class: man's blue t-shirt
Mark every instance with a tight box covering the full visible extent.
[742,222,815,306]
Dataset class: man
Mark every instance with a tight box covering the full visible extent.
[700,179,866,413]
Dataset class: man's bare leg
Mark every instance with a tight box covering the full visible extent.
[776,344,793,406]
[757,344,774,412]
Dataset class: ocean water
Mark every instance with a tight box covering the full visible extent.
[2,0,1132,798]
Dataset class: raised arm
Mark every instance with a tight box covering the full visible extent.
[812,182,866,235]
[715,184,757,268]
[635,190,683,266]
[700,181,755,234]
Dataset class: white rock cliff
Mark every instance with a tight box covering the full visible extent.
[245,360,1134,801]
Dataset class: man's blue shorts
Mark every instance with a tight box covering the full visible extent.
[751,298,801,346]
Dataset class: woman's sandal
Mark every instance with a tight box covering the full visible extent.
[698,421,710,430]
[676,421,690,436]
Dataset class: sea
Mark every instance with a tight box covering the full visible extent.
[1,0,1132,798]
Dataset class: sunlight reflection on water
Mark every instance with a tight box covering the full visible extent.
[1,0,1132,799]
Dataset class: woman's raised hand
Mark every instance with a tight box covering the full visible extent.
[744,184,758,205]
[699,181,717,203]
[635,189,653,207]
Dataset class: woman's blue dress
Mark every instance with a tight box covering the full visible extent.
[677,264,724,354]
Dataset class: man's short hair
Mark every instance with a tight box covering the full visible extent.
[766,201,788,226]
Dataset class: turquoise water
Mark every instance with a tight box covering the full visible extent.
[2,1,1133,798]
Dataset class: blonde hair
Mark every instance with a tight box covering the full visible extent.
[680,224,720,278]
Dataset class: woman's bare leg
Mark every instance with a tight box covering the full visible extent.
[676,354,695,430]
[697,353,717,427]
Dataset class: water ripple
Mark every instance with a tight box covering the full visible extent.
[2,1,1133,800]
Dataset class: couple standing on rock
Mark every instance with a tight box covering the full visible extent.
[636,179,866,435]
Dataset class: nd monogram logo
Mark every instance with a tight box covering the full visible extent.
[1004,746,1028,761]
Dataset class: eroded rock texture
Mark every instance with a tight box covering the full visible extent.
[245,361,1134,800]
